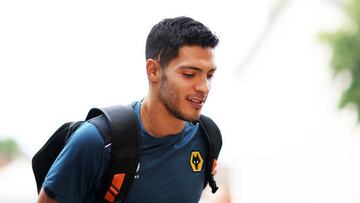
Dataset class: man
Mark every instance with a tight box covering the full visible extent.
[37,16,220,203]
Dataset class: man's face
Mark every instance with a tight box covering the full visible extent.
[157,45,216,122]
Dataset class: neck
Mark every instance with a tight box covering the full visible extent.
[140,97,185,137]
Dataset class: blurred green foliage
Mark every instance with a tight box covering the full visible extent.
[0,138,20,160]
[320,0,360,120]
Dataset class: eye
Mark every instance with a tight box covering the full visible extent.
[183,73,195,78]
[207,70,216,80]
[207,73,214,80]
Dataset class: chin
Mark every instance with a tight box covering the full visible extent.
[174,111,199,122]
[185,113,201,122]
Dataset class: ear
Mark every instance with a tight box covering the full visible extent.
[146,59,161,82]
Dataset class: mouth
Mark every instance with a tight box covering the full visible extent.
[186,97,206,110]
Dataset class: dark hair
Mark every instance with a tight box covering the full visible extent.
[145,16,219,68]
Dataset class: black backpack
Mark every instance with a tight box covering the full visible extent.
[32,105,222,203]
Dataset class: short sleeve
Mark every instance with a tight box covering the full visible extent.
[43,122,109,203]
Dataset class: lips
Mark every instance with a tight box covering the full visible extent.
[186,97,206,109]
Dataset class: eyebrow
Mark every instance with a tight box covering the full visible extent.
[179,65,217,72]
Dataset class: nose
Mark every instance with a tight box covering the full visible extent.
[195,76,211,95]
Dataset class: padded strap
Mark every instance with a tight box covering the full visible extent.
[199,115,222,193]
[199,115,222,158]
[86,105,140,202]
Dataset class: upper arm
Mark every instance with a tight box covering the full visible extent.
[41,122,109,202]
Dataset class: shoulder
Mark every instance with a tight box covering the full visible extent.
[50,121,109,165]
[43,122,109,202]
[66,121,106,151]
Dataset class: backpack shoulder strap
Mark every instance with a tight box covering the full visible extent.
[86,105,140,203]
[199,115,223,193]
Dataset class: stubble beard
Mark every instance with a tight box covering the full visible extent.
[157,74,200,122]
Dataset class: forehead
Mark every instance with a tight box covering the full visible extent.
[167,45,216,71]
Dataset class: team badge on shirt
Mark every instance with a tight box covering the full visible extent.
[189,151,204,173]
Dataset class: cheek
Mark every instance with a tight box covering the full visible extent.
[177,78,196,91]
[168,76,190,92]
[164,73,195,96]
[177,83,193,98]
